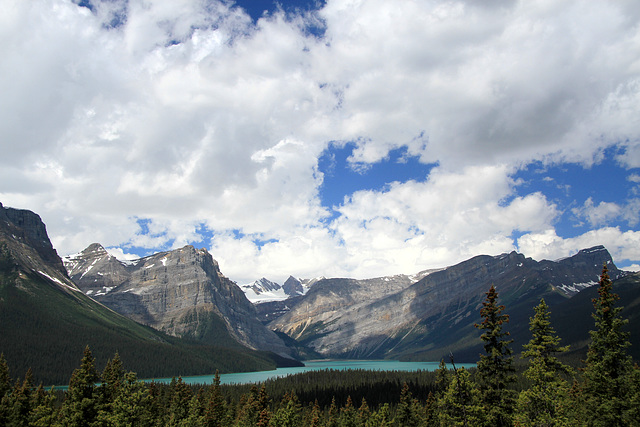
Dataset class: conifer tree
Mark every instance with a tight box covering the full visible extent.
[307,400,322,427]
[435,358,451,398]
[101,371,153,427]
[437,367,483,427]
[515,298,572,426]
[367,403,391,427]
[581,265,633,426]
[0,353,11,425]
[59,346,101,426]
[167,377,193,426]
[474,285,516,426]
[204,371,228,427]
[5,369,33,427]
[624,365,640,425]
[326,397,339,427]
[235,384,271,427]
[269,391,301,427]
[338,395,357,427]
[0,353,10,399]
[357,398,371,426]
[393,382,423,427]
[28,384,58,426]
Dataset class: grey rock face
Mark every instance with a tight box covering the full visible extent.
[270,246,623,359]
[66,244,292,357]
[0,202,76,291]
[282,276,303,296]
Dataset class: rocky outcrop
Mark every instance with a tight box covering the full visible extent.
[0,202,77,291]
[282,276,304,296]
[270,246,624,359]
[66,244,293,357]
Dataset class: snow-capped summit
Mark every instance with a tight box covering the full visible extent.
[238,276,315,304]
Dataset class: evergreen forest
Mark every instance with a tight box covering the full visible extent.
[1,266,639,426]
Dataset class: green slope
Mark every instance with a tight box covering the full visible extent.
[0,249,278,386]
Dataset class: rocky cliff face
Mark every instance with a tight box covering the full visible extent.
[65,244,292,357]
[0,202,77,291]
[270,246,624,359]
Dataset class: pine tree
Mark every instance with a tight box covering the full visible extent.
[366,403,391,427]
[581,265,633,426]
[339,395,357,427]
[5,369,33,427]
[59,346,101,426]
[0,353,10,425]
[101,371,153,427]
[474,285,516,426]
[515,298,573,426]
[326,397,339,427]
[28,384,58,426]
[0,354,10,399]
[435,358,451,398]
[269,391,301,427]
[624,364,640,425]
[204,371,228,427]
[307,400,322,427]
[167,377,193,426]
[393,382,423,427]
[357,398,371,426]
[437,367,483,426]
[235,384,271,427]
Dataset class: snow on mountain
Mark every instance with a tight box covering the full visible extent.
[238,276,316,304]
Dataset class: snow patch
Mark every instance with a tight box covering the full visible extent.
[37,270,79,292]
[558,281,598,295]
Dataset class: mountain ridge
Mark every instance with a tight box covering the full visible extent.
[0,203,288,385]
[268,245,627,360]
[64,243,294,357]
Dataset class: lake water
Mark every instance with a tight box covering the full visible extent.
[145,360,476,386]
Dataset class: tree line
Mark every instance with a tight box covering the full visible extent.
[1,265,639,426]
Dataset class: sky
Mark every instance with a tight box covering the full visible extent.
[1,0,640,285]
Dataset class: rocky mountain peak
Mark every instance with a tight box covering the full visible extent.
[67,243,292,357]
[0,202,70,283]
[283,276,303,295]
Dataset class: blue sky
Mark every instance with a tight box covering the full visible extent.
[1,0,640,283]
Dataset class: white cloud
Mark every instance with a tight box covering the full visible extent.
[518,227,640,265]
[2,0,640,283]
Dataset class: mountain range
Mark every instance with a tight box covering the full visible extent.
[64,243,292,357]
[0,203,297,385]
[2,202,639,385]
[263,246,635,361]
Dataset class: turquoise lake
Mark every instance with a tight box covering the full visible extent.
[145,360,476,386]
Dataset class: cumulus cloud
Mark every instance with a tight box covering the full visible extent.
[518,227,640,266]
[1,0,640,283]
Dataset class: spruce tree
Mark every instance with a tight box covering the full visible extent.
[204,371,228,427]
[101,371,153,427]
[28,384,58,426]
[515,298,572,426]
[269,391,302,427]
[437,367,483,426]
[581,265,633,426]
[357,398,371,426]
[0,354,10,399]
[338,395,357,427]
[393,382,424,427]
[59,346,101,426]
[0,354,10,426]
[367,403,391,427]
[434,358,451,398]
[474,285,516,426]
[167,377,193,426]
